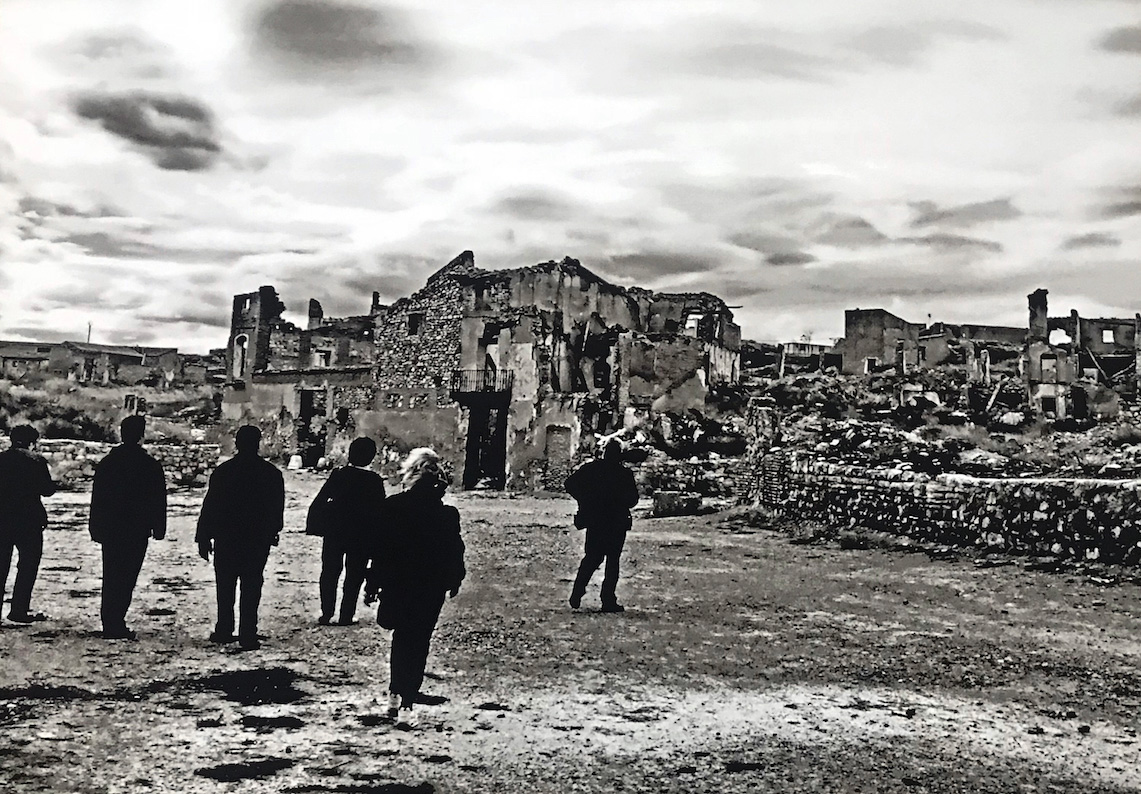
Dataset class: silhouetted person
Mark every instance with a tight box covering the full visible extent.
[0,425,57,624]
[195,425,284,651]
[566,441,639,613]
[365,448,465,728]
[308,436,386,625]
[89,415,167,640]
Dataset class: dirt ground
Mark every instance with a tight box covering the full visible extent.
[1,470,1139,793]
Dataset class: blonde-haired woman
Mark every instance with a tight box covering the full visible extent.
[365,448,465,728]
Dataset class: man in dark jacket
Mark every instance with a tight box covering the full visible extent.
[89,415,167,640]
[0,425,57,624]
[308,436,386,626]
[195,425,284,650]
[565,440,639,613]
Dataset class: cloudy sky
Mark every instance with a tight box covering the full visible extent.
[1,0,1139,351]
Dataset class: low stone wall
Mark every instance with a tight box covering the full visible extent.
[755,451,1141,565]
[9,440,221,489]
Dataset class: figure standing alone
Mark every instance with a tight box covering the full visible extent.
[365,448,465,728]
[89,415,167,640]
[308,436,386,626]
[565,441,638,613]
[0,425,57,624]
[195,425,284,650]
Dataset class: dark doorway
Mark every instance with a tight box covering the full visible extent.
[463,403,508,489]
[298,388,328,467]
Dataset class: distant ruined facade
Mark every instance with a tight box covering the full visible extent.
[829,289,1140,419]
[221,251,742,489]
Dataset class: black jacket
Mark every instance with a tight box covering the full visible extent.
[565,458,638,529]
[308,466,386,546]
[195,453,285,553]
[89,444,167,543]
[367,490,465,600]
[0,448,57,536]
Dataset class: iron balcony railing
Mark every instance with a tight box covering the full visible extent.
[450,368,514,395]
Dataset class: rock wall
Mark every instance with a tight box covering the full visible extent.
[0,440,222,489]
[754,451,1141,565]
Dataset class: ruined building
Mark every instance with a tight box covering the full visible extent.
[222,252,741,488]
[830,308,1024,378]
[1024,288,1140,419]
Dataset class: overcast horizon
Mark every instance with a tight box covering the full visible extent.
[1,0,1139,354]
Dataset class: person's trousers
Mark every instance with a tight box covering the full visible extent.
[319,535,369,621]
[571,527,628,607]
[0,531,43,616]
[389,591,446,701]
[100,537,149,633]
[214,548,269,641]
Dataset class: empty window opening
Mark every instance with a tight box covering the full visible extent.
[407,312,425,336]
[864,357,878,373]
[1102,329,1115,345]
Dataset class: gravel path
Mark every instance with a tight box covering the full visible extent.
[1,473,1138,793]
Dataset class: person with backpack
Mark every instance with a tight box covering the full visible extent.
[307,436,387,626]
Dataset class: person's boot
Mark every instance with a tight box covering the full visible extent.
[600,603,625,613]
[569,592,582,609]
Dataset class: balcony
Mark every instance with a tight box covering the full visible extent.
[450,368,513,396]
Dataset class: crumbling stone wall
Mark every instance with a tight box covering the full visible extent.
[373,252,471,391]
[752,451,1141,565]
[7,439,222,489]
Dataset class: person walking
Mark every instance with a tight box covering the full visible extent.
[565,440,639,613]
[308,436,386,626]
[89,415,167,640]
[0,425,57,624]
[364,448,464,729]
[195,425,284,651]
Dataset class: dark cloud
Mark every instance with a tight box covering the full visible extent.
[494,190,580,222]
[252,0,436,80]
[1061,232,1121,250]
[898,233,1003,253]
[57,230,255,263]
[0,327,73,343]
[847,20,1006,67]
[72,91,222,171]
[811,216,889,248]
[729,231,805,255]
[909,198,1022,228]
[1115,93,1141,116]
[595,252,718,283]
[1100,26,1141,54]
[1103,201,1141,218]
[765,251,816,266]
[137,311,230,329]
